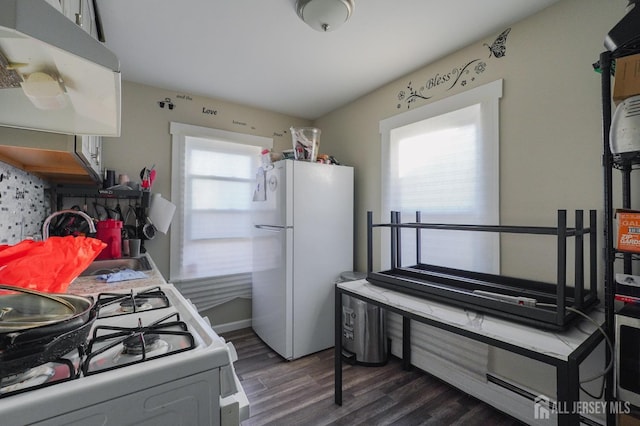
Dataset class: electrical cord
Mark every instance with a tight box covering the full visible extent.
[537,303,613,399]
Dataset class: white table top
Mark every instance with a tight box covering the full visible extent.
[338,279,605,362]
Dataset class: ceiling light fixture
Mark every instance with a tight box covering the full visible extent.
[296,0,355,32]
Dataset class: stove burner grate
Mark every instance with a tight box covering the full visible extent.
[0,355,79,398]
[96,287,170,318]
[82,312,195,376]
[123,332,160,354]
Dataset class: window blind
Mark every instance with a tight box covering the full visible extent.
[380,80,502,274]
[170,122,273,310]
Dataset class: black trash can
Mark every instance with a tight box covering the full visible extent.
[338,271,388,366]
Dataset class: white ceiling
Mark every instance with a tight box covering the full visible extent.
[96,0,561,120]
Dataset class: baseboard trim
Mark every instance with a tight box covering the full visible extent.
[212,318,252,334]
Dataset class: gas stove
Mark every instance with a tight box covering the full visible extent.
[0,284,248,426]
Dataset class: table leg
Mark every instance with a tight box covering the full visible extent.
[556,360,580,425]
[403,316,411,370]
[335,286,342,405]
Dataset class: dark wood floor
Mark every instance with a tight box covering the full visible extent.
[221,328,524,426]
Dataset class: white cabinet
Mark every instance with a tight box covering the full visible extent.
[75,135,102,180]
[59,0,99,40]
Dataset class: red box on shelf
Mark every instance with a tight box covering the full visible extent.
[616,209,640,252]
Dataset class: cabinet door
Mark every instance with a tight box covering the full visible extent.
[90,135,102,174]
[59,0,98,39]
[76,135,102,179]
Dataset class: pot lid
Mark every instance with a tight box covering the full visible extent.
[0,285,76,331]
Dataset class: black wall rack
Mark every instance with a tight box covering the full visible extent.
[50,184,150,211]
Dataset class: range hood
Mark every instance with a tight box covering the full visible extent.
[0,0,121,136]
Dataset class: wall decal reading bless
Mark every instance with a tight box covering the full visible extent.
[396,28,511,109]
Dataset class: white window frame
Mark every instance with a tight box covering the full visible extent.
[379,79,503,273]
[169,122,272,309]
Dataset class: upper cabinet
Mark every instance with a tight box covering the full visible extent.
[0,127,103,185]
[75,134,102,179]
[0,1,114,183]
[0,0,121,136]
[59,0,99,40]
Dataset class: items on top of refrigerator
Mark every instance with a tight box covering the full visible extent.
[261,149,272,169]
[268,149,341,165]
[281,149,295,160]
[290,126,321,162]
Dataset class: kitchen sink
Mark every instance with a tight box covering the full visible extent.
[80,256,152,277]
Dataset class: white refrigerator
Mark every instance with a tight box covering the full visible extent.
[251,159,354,360]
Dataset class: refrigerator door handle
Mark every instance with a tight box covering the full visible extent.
[254,224,293,232]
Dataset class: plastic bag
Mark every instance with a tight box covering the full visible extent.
[0,236,106,293]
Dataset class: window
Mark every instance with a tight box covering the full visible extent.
[380,80,502,273]
[170,122,272,310]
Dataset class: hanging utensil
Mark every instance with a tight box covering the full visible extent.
[93,201,108,221]
[123,204,138,239]
[140,166,150,190]
[149,168,156,190]
[115,201,124,221]
[142,216,156,240]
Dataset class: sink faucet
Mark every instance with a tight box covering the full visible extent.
[42,209,96,240]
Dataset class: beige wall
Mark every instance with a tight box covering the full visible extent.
[316,0,627,287]
[102,81,312,279]
[313,1,624,408]
[101,81,310,326]
[107,0,626,326]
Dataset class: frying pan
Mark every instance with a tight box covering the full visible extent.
[0,286,97,377]
[0,308,97,377]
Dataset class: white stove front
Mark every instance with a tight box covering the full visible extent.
[0,284,249,426]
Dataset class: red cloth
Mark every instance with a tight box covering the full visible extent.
[0,236,106,293]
